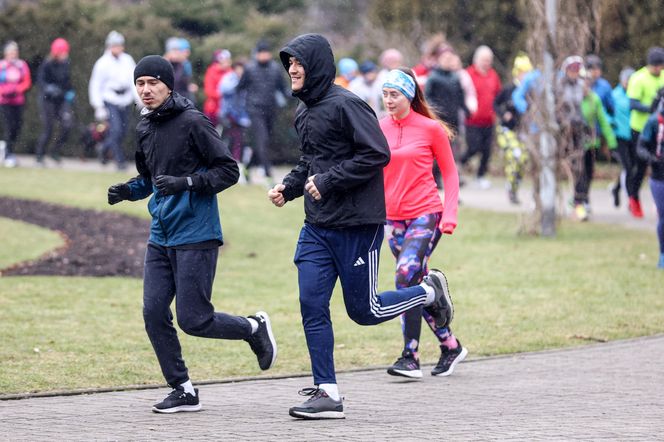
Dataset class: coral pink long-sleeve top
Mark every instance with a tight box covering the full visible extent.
[380,110,459,230]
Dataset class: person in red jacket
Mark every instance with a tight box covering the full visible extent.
[0,41,31,167]
[380,67,466,378]
[460,45,501,189]
[203,49,232,128]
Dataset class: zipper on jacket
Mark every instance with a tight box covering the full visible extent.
[158,197,169,245]
[397,124,403,148]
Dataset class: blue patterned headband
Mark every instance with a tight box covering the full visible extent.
[382,69,416,101]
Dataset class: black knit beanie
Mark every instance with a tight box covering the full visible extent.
[134,55,175,90]
[647,47,664,67]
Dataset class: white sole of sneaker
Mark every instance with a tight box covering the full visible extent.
[430,269,454,326]
[387,368,423,379]
[289,409,345,419]
[152,403,202,413]
[256,311,277,370]
[432,347,468,377]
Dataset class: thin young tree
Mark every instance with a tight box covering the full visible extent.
[522,0,599,236]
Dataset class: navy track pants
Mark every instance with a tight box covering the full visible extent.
[294,223,428,384]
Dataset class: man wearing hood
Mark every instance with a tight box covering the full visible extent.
[268,33,452,420]
[106,55,276,414]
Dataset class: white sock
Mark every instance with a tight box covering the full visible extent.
[421,282,435,305]
[247,317,259,334]
[319,383,340,401]
[180,380,196,396]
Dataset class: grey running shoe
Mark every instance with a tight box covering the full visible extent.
[387,350,423,379]
[289,387,345,420]
[431,342,468,377]
[423,269,454,328]
[245,311,277,370]
[152,388,201,413]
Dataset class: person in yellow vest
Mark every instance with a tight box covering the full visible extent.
[626,47,664,218]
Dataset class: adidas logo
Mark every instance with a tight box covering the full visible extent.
[353,257,365,267]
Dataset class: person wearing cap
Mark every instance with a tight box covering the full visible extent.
[164,37,197,104]
[379,67,465,380]
[236,40,287,184]
[494,52,533,204]
[270,33,452,419]
[334,57,358,89]
[636,88,664,269]
[585,55,614,116]
[0,40,31,168]
[88,30,139,170]
[348,59,380,114]
[556,55,617,221]
[106,55,276,414]
[203,49,232,127]
[610,67,636,208]
[35,38,75,165]
[626,47,664,218]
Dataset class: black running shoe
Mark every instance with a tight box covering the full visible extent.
[431,342,468,377]
[289,387,345,420]
[422,269,454,328]
[611,183,620,208]
[152,388,201,413]
[245,311,277,370]
[387,350,422,379]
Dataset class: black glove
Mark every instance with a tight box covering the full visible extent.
[154,175,191,196]
[107,183,131,205]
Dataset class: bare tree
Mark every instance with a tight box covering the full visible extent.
[522,0,600,236]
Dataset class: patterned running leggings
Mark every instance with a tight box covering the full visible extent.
[385,213,458,359]
[496,125,528,193]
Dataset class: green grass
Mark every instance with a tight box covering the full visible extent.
[0,217,64,270]
[0,167,662,395]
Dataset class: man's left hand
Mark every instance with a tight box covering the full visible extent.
[154,175,189,195]
[305,175,321,201]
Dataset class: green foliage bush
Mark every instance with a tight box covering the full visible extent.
[0,0,304,163]
[2,0,664,163]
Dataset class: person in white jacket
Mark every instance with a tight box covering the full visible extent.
[88,31,139,170]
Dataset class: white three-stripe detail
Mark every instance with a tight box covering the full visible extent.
[367,249,427,318]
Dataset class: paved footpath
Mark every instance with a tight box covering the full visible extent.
[3,157,662,440]
[1,335,663,441]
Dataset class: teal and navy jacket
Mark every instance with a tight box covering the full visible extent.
[126,92,239,247]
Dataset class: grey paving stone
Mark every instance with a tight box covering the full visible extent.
[2,335,663,441]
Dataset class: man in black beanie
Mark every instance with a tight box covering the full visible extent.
[107,55,277,413]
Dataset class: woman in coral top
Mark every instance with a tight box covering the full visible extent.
[380,68,467,378]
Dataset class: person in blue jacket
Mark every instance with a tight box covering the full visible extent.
[106,55,276,414]
[585,55,614,116]
[610,68,635,207]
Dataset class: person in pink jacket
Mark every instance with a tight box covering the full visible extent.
[0,41,32,167]
[380,68,467,378]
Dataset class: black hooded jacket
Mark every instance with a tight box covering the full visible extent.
[279,33,390,228]
[126,92,239,246]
